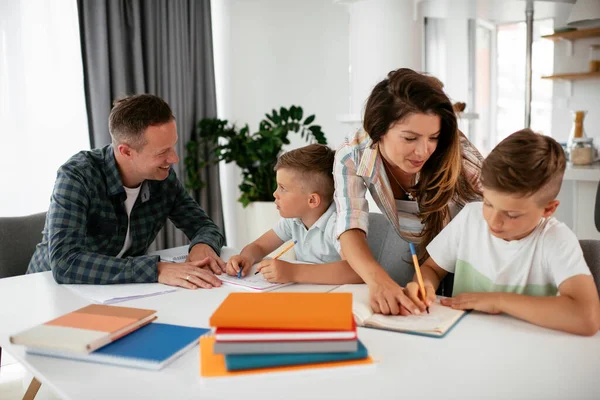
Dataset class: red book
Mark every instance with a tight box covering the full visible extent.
[215,322,357,342]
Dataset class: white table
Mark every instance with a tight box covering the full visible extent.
[1,272,599,400]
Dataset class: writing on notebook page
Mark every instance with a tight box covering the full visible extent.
[219,271,293,292]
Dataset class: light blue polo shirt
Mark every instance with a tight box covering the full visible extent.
[272,202,341,264]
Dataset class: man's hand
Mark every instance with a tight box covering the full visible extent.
[187,244,226,275]
[256,259,295,283]
[225,254,254,277]
[441,292,502,314]
[368,275,420,316]
[404,281,436,313]
[158,258,222,290]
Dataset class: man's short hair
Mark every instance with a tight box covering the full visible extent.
[108,94,175,150]
[274,144,336,203]
[481,129,566,205]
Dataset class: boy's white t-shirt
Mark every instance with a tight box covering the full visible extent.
[427,202,591,297]
[272,202,341,264]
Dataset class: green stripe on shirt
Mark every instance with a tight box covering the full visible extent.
[453,259,558,297]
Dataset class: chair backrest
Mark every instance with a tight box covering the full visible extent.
[0,212,47,278]
[580,240,600,297]
[595,181,600,232]
[366,212,414,286]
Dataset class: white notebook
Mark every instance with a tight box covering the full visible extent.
[331,284,467,338]
[149,246,295,292]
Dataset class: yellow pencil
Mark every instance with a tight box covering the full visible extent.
[254,240,297,275]
[409,243,429,314]
[273,240,298,260]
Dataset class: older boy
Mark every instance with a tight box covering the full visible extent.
[405,129,600,336]
[225,144,362,284]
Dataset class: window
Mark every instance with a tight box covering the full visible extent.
[0,0,89,216]
[424,17,554,155]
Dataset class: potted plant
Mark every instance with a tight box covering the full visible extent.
[185,106,327,207]
[184,106,327,245]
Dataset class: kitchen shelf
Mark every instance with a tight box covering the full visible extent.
[541,27,600,57]
[541,71,600,81]
[541,27,600,42]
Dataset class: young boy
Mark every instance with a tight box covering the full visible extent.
[225,144,363,284]
[405,129,600,336]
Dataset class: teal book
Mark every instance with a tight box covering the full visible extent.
[27,323,210,370]
[224,340,368,371]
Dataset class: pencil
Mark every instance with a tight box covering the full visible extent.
[408,243,429,314]
[254,240,297,275]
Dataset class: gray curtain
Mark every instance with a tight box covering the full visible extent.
[77,0,223,249]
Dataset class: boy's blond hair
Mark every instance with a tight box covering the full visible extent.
[274,144,335,203]
[481,129,566,205]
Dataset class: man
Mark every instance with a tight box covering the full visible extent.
[28,94,225,290]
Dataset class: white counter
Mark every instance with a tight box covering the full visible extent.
[563,162,600,182]
[556,163,599,240]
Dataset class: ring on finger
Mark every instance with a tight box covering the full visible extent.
[185,275,191,281]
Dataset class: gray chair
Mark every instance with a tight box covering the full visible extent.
[366,212,454,295]
[0,211,46,383]
[579,240,600,297]
[0,212,46,278]
[366,212,414,287]
[595,181,600,232]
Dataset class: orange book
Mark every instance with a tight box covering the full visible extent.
[199,336,373,377]
[209,292,353,331]
[10,304,156,353]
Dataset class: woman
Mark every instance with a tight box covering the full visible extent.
[334,68,482,315]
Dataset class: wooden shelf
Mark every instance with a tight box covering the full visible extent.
[541,71,600,81]
[541,27,600,42]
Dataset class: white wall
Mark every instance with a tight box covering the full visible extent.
[212,0,350,248]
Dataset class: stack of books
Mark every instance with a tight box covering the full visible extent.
[201,292,373,377]
[10,304,209,370]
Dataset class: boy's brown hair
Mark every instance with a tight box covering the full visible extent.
[275,144,336,203]
[482,129,566,205]
[109,94,175,150]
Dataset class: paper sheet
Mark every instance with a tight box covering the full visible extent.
[63,283,178,304]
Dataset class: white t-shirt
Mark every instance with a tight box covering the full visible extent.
[273,202,341,264]
[116,185,141,258]
[427,202,591,297]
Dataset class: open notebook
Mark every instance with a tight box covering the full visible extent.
[151,246,294,292]
[331,284,467,338]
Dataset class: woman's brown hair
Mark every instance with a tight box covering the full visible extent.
[363,68,481,258]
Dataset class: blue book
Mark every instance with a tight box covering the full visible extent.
[225,340,368,371]
[28,323,210,370]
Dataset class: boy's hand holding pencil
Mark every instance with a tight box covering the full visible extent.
[406,243,435,314]
[225,254,253,278]
[405,281,436,312]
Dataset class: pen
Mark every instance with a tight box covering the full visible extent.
[409,243,429,314]
[255,240,297,275]
[237,266,243,279]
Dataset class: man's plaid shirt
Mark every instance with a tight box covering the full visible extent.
[27,145,224,284]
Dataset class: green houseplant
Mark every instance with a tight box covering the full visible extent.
[185,106,327,207]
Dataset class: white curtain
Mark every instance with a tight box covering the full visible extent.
[0,0,90,217]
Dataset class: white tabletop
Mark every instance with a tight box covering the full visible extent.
[1,271,599,400]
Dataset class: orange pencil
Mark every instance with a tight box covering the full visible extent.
[409,243,429,314]
[254,240,297,275]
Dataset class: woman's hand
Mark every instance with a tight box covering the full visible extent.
[368,275,422,315]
